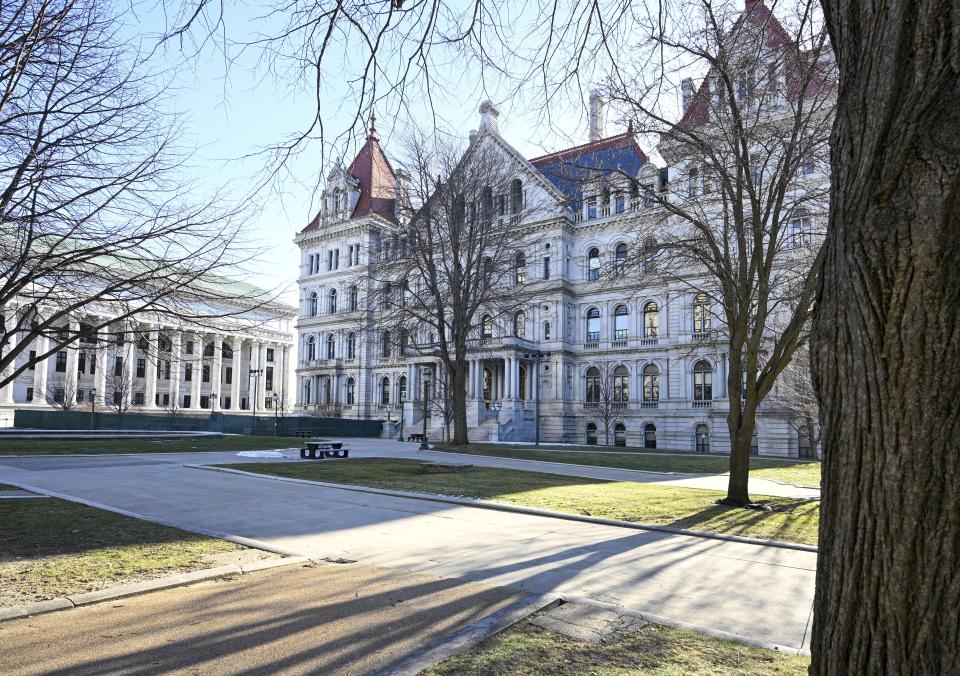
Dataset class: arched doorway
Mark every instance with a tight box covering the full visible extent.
[585,422,598,445]
[695,424,710,453]
[614,423,626,447]
[644,423,657,449]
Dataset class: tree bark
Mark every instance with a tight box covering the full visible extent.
[724,415,755,506]
[810,0,960,671]
[451,363,469,445]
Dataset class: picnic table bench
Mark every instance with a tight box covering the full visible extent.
[407,432,425,443]
[300,440,349,459]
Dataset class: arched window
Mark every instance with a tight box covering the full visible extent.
[614,243,628,275]
[693,293,711,335]
[643,301,659,338]
[323,377,332,404]
[303,379,312,404]
[346,377,355,405]
[644,423,657,449]
[696,424,710,453]
[613,305,629,340]
[307,336,316,361]
[693,360,713,401]
[643,236,658,270]
[543,321,551,340]
[585,422,598,445]
[613,365,629,402]
[349,285,358,311]
[614,423,627,447]
[586,307,601,342]
[309,292,318,317]
[398,376,407,403]
[203,342,214,357]
[688,167,699,198]
[514,311,526,338]
[328,289,337,314]
[382,283,392,308]
[642,364,660,402]
[481,187,494,223]
[585,366,601,403]
[400,329,409,352]
[481,314,493,339]
[333,188,342,213]
[588,248,601,281]
[380,377,390,405]
[326,334,335,359]
[514,252,526,285]
[510,178,523,214]
[347,332,356,359]
[382,331,392,358]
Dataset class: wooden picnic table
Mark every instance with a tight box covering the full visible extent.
[300,440,349,459]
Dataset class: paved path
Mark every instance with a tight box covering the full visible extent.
[0,450,816,650]
[0,562,523,675]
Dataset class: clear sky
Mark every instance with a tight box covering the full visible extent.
[123,2,628,307]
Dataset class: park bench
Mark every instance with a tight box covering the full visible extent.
[407,432,425,443]
[300,440,349,459]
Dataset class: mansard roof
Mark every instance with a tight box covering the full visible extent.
[529,130,649,205]
[301,116,397,234]
[677,0,834,130]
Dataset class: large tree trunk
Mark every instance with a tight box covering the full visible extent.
[451,363,470,445]
[724,407,755,506]
[810,1,960,672]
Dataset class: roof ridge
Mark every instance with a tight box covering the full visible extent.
[528,131,637,165]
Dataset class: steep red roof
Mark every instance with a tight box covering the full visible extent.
[676,0,833,130]
[301,115,397,234]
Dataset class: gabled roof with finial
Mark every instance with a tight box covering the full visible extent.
[301,113,398,233]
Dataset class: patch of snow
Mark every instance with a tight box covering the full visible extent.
[236,450,287,459]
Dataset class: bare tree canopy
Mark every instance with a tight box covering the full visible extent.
[0,0,268,391]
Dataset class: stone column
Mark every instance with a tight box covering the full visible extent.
[144,327,158,408]
[123,333,136,407]
[94,342,107,406]
[33,334,49,403]
[65,320,80,392]
[230,336,241,410]
[190,334,202,409]
[169,333,181,408]
[0,328,20,403]
[211,336,223,411]
[256,342,267,410]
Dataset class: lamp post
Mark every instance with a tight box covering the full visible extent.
[385,404,394,422]
[419,367,431,450]
[90,388,97,431]
[492,401,502,441]
[272,391,280,436]
[523,351,549,446]
[249,368,263,432]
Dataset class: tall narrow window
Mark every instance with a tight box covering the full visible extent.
[644,423,657,449]
[346,378,355,405]
[696,424,710,453]
[326,334,335,359]
[585,367,600,403]
[789,209,813,248]
[347,333,356,359]
[613,305,629,340]
[643,301,659,338]
[543,256,550,279]
[588,248,600,280]
[307,336,316,360]
[329,289,337,313]
[380,377,390,405]
[382,331,391,358]
[693,360,713,401]
[614,243,628,275]
[543,321,551,340]
[309,292,318,317]
[481,315,493,339]
[585,422,598,445]
[586,308,600,342]
[642,364,660,401]
[613,365,629,402]
[693,293,711,335]
[349,286,358,311]
[514,311,526,339]
[688,167,699,197]
[510,179,523,214]
[514,252,526,285]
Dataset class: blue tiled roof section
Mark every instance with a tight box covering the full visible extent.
[532,140,647,208]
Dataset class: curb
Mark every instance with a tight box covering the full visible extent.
[0,556,311,623]
[188,464,819,553]
[373,593,561,676]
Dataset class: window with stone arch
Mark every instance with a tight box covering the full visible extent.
[328,289,337,314]
[696,424,710,453]
[543,321,551,341]
[614,422,627,447]
[309,292,318,317]
[346,377,355,405]
[586,307,601,342]
[587,247,601,281]
[349,285,358,311]
[642,363,660,401]
[380,377,390,405]
[614,243,628,275]
[613,365,629,402]
[585,422,598,445]
[644,423,657,449]
[398,375,407,403]
[643,301,659,338]
[693,360,713,401]
[347,332,356,359]
[303,379,312,404]
[326,334,335,359]
[481,314,493,339]
[585,366,601,403]
[693,293,711,335]
[613,305,629,340]
[514,311,526,338]
[306,336,316,361]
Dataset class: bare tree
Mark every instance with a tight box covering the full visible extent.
[366,130,535,444]
[772,343,819,458]
[585,362,627,446]
[44,375,80,411]
[0,0,265,392]
[593,0,834,504]
[428,366,456,443]
[105,368,136,428]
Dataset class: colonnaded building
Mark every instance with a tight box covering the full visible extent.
[294,2,828,457]
[0,280,297,427]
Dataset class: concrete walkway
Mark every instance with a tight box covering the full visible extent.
[0,450,816,650]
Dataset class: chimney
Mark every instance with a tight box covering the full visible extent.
[681,78,695,114]
[588,89,605,141]
[479,101,500,133]
[468,129,478,144]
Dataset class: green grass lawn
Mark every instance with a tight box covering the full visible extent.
[0,435,306,456]
[0,499,242,607]
[230,458,819,546]
[434,443,822,488]
[425,617,809,675]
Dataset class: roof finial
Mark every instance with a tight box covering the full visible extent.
[368,112,378,141]
[627,119,634,134]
